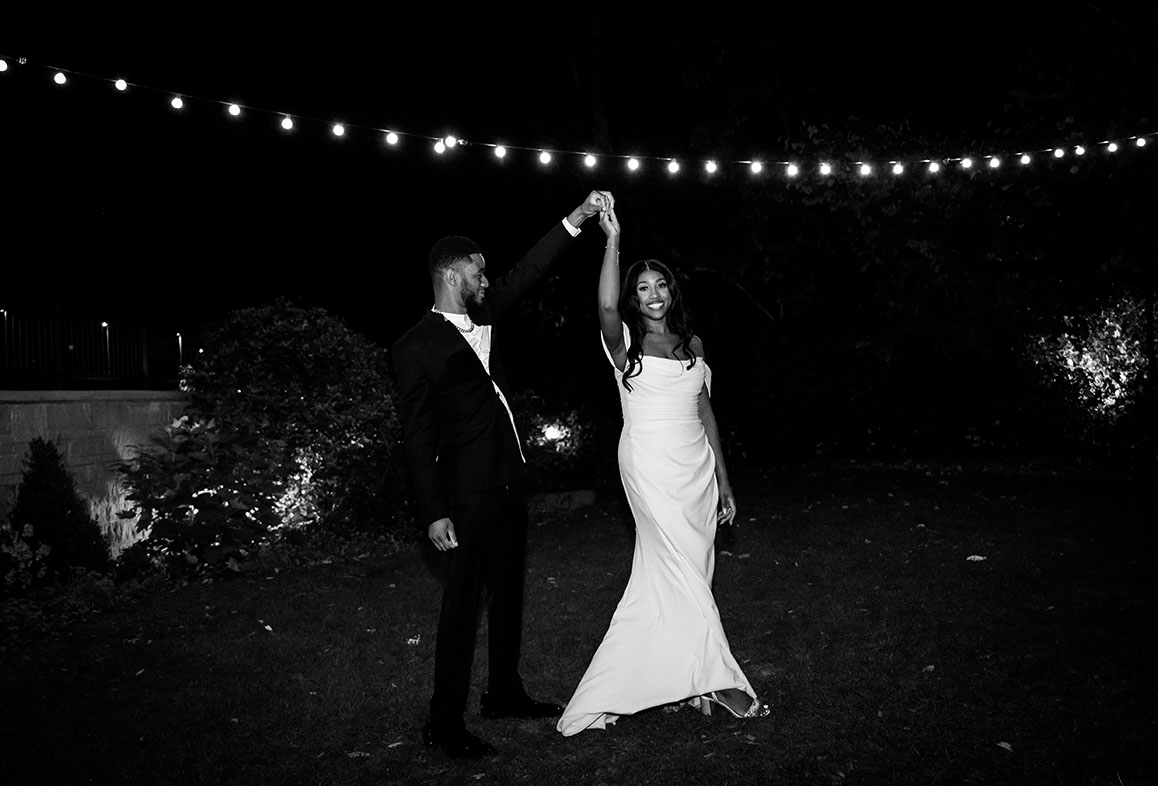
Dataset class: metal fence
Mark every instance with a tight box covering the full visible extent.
[1,308,191,390]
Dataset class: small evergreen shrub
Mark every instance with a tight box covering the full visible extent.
[0,438,111,596]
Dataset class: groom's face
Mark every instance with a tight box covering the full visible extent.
[456,254,489,307]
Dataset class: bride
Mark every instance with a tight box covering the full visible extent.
[556,204,770,736]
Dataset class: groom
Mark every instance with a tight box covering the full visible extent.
[391,189,614,759]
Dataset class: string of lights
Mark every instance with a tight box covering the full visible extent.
[2,54,1151,180]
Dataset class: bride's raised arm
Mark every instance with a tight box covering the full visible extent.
[598,207,627,371]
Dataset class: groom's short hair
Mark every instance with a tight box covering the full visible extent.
[429,235,482,279]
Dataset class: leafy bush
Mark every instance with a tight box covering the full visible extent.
[0,519,51,597]
[1025,293,1152,460]
[116,299,407,578]
[114,414,278,577]
[1,438,111,596]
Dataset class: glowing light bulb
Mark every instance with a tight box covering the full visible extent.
[891,163,904,175]
[494,146,506,158]
[859,163,872,176]
[539,151,552,164]
[584,154,597,168]
[786,163,799,177]
[171,96,184,110]
[988,156,1001,168]
[114,78,127,91]
[434,140,446,154]
[101,321,108,328]
[385,131,399,145]
[961,157,973,169]
[281,116,294,130]
[928,161,941,173]
[1107,142,1118,153]
[332,123,345,137]
[0,60,7,72]
[444,135,458,148]
[819,162,832,176]
[750,161,763,174]
[228,103,241,116]
[705,160,718,173]
[54,72,66,85]
[1054,148,1065,158]
[1020,153,1032,165]
[1074,145,1085,156]
[1137,137,1147,147]
[627,158,640,171]
[667,160,680,174]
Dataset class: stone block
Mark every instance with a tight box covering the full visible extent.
[72,465,109,500]
[92,404,122,430]
[0,452,25,482]
[10,404,48,443]
[72,435,115,461]
[45,402,93,434]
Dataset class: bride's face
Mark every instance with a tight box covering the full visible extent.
[633,270,671,321]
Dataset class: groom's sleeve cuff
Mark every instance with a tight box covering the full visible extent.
[561,217,581,237]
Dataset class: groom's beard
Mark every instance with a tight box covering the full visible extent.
[461,281,485,308]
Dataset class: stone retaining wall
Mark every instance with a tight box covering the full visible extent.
[0,390,188,524]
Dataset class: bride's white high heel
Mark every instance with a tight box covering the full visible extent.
[697,691,771,719]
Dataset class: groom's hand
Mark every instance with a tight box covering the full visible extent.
[428,518,459,551]
[569,190,615,227]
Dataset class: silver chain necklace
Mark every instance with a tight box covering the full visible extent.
[433,309,475,334]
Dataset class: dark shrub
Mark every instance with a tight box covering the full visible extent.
[0,438,111,595]
[116,299,407,578]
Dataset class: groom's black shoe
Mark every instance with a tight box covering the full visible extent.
[479,691,564,720]
[421,722,496,759]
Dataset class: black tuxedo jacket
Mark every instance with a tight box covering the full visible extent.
[391,221,575,526]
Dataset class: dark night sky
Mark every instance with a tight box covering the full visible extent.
[3,2,1155,353]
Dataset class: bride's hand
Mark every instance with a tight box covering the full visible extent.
[599,206,620,240]
[717,489,737,526]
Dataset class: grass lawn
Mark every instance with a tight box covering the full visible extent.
[1,460,1154,785]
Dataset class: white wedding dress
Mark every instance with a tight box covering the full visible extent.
[556,331,755,736]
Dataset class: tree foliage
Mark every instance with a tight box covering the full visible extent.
[116,300,406,578]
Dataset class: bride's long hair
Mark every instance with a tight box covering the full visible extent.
[618,259,697,391]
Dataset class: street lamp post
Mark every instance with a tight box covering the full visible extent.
[101,321,110,377]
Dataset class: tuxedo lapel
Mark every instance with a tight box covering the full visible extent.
[422,311,492,381]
